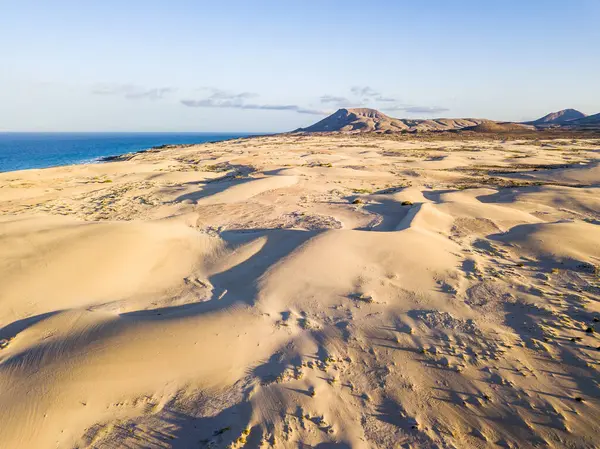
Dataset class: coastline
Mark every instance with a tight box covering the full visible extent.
[0,132,259,173]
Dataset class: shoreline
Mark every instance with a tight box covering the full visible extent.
[2,128,599,174]
[0,132,262,174]
[97,133,271,163]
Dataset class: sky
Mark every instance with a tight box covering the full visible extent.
[1,0,599,132]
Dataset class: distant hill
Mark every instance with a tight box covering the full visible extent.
[569,112,600,128]
[526,109,586,126]
[462,121,535,133]
[294,107,600,135]
[295,108,483,133]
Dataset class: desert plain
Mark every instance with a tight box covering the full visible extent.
[0,133,599,448]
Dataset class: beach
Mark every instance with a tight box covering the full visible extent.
[0,133,599,448]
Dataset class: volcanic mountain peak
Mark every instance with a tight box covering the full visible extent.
[296,108,482,133]
[528,108,587,126]
[342,108,390,118]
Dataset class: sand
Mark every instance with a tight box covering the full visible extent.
[0,134,599,449]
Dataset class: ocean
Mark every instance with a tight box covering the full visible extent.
[0,132,255,173]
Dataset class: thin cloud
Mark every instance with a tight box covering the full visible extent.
[320,95,351,104]
[126,88,175,100]
[383,105,450,114]
[243,104,326,115]
[327,87,398,104]
[181,97,326,115]
[351,86,379,97]
[198,88,258,102]
[319,95,366,108]
[92,84,175,100]
[374,96,397,102]
[403,106,449,114]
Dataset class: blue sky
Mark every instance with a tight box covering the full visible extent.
[1,0,599,132]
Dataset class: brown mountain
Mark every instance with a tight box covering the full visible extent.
[526,108,587,126]
[462,120,535,133]
[295,108,483,133]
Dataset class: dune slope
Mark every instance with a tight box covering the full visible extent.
[0,134,599,449]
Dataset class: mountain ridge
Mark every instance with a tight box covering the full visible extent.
[294,107,599,134]
[569,112,600,127]
[525,108,587,126]
[295,108,484,133]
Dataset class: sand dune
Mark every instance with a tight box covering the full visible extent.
[0,134,599,448]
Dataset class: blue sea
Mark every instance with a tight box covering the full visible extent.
[0,132,255,173]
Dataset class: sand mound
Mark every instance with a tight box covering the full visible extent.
[492,220,600,268]
[0,216,223,321]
